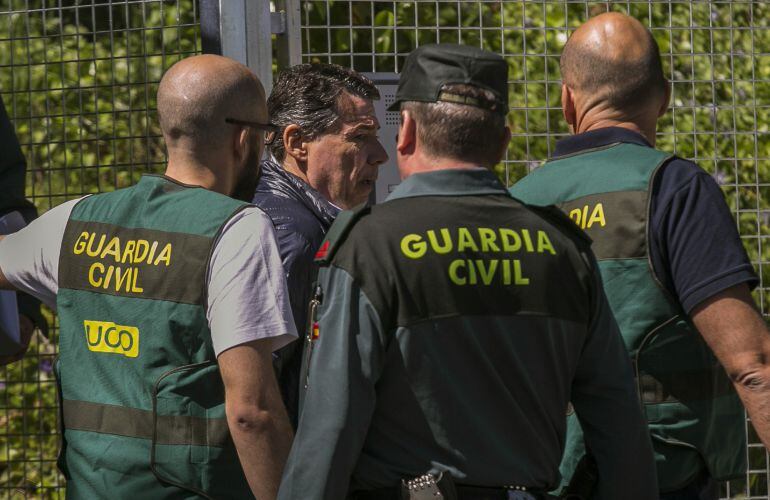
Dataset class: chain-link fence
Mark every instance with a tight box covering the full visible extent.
[2,0,770,498]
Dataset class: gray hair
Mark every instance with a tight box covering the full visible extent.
[267,63,379,161]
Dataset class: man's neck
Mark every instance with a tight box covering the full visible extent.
[165,155,230,195]
[281,157,311,186]
[401,150,486,178]
[578,120,655,145]
[573,105,658,147]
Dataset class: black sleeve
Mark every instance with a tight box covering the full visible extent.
[17,292,48,336]
[278,265,386,500]
[571,251,658,499]
[0,95,45,333]
[0,94,35,219]
[650,158,758,313]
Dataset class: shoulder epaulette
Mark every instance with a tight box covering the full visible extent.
[526,203,593,247]
[314,203,371,265]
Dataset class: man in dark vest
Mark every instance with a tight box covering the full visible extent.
[278,43,656,500]
[511,12,770,499]
[0,55,296,499]
[252,63,387,427]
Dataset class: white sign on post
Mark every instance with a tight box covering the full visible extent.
[365,73,402,204]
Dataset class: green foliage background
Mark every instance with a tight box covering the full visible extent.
[2,0,769,497]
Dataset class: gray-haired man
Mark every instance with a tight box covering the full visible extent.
[252,63,388,427]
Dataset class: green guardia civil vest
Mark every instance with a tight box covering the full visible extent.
[54,175,252,499]
[511,143,746,491]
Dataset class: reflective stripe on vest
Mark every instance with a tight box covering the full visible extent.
[63,400,230,447]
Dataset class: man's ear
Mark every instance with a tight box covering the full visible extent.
[283,124,307,163]
[493,125,512,166]
[561,83,577,131]
[396,110,416,156]
[234,127,250,164]
[658,78,672,118]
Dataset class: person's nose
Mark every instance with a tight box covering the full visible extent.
[370,138,389,166]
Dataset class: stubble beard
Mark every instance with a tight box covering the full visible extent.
[231,146,261,202]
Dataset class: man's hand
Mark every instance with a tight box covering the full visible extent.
[0,313,34,365]
[218,339,293,500]
[693,283,770,450]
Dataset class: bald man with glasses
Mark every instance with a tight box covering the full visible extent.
[0,55,296,499]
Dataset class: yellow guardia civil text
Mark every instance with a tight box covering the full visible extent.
[400,227,556,286]
[568,202,606,230]
[72,231,173,294]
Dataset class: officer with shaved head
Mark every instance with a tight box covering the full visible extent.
[0,55,296,498]
[512,12,770,499]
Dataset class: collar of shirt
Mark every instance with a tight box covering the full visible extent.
[385,167,508,202]
[552,127,653,158]
[258,157,340,226]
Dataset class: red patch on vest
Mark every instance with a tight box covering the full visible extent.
[315,240,330,260]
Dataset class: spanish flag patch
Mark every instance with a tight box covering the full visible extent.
[311,321,320,340]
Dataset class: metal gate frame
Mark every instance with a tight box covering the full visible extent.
[199,0,302,94]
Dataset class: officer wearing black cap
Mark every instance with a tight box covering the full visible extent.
[277,44,657,500]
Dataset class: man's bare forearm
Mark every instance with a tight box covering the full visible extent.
[733,368,770,449]
[227,401,294,499]
[693,284,770,449]
[219,339,295,499]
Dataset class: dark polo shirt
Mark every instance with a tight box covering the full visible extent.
[551,127,757,313]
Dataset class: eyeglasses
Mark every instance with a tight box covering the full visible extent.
[225,118,280,145]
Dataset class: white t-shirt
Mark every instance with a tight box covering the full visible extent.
[0,197,297,356]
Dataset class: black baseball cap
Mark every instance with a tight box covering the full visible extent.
[387,43,509,114]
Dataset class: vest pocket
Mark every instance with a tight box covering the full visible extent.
[150,361,229,498]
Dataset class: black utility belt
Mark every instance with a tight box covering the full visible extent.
[353,484,554,500]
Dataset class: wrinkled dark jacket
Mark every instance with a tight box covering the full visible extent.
[252,158,339,427]
[0,95,45,333]
[0,96,36,221]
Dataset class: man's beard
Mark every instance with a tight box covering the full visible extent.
[231,146,261,202]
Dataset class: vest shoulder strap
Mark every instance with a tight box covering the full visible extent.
[534,143,673,201]
[314,203,370,265]
[527,203,592,247]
